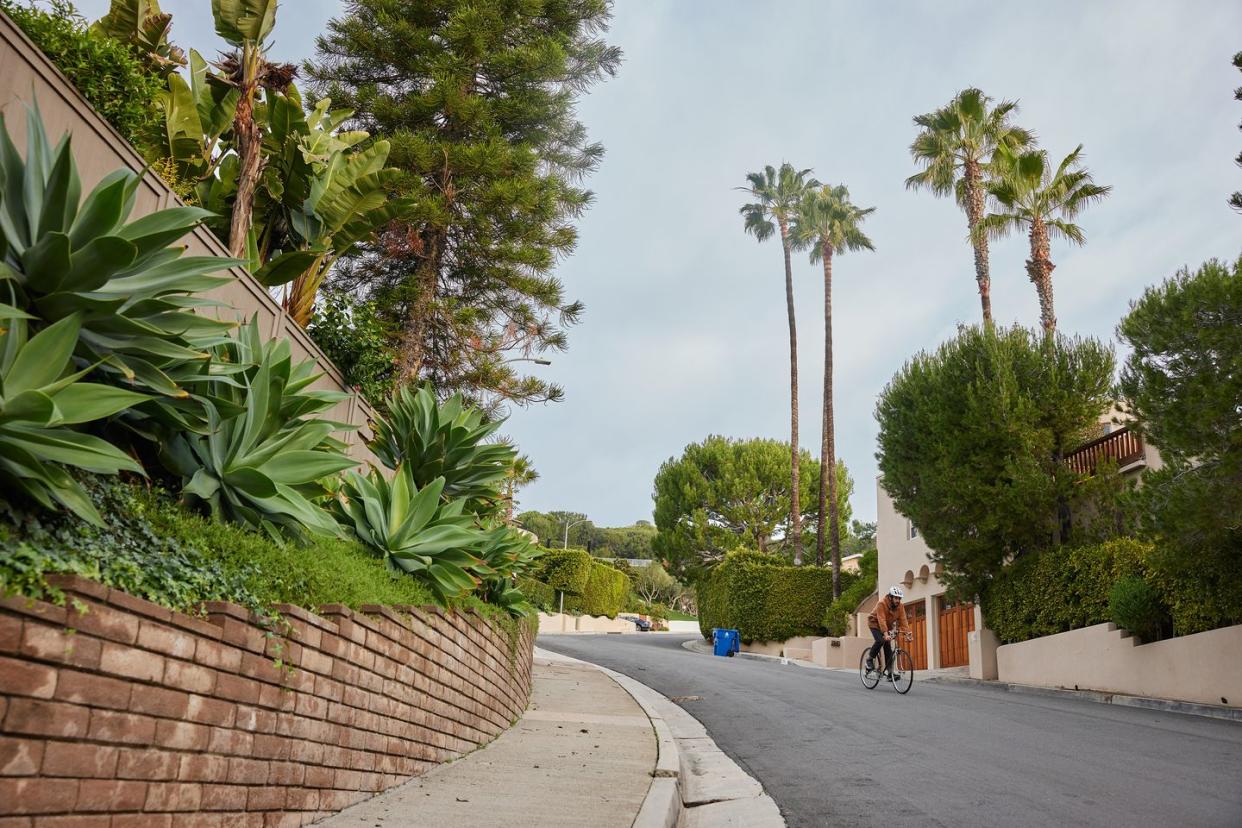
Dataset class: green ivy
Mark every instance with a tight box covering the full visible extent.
[307,290,398,409]
[2,0,163,151]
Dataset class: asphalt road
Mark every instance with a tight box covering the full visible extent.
[538,634,1242,828]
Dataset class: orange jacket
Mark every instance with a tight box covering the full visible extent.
[867,597,910,633]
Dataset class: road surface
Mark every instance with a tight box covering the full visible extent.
[538,633,1242,827]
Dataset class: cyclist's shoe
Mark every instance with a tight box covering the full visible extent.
[891,673,902,682]
[865,658,875,671]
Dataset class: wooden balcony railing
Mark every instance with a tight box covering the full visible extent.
[1066,426,1145,475]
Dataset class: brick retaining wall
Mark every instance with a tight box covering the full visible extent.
[0,575,534,826]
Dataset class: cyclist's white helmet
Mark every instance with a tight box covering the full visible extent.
[888,585,905,599]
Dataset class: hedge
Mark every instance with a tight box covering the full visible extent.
[565,561,628,618]
[981,538,1151,644]
[538,548,592,595]
[517,576,556,612]
[698,550,833,642]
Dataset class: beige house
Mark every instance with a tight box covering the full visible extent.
[873,422,1162,674]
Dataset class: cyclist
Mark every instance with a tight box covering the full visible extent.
[866,586,911,680]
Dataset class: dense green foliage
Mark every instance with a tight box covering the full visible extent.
[304,0,620,407]
[876,325,1115,597]
[822,547,878,637]
[565,560,628,618]
[516,576,555,612]
[537,548,592,596]
[1117,255,1242,635]
[516,511,657,559]
[1109,576,1165,642]
[0,474,457,619]
[652,436,851,581]
[3,0,163,149]
[980,539,1150,644]
[1230,51,1242,214]
[698,551,832,642]
[307,290,397,408]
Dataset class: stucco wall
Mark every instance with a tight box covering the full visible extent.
[875,478,943,604]
[810,636,873,669]
[536,613,633,635]
[0,575,535,823]
[0,12,380,469]
[996,622,1241,707]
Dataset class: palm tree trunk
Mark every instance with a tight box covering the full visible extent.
[779,220,802,565]
[1026,218,1057,335]
[817,244,841,596]
[963,159,993,326]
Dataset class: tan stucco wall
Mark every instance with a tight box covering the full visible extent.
[997,623,1242,707]
[536,613,633,635]
[876,478,944,605]
[811,636,873,669]
[741,636,820,658]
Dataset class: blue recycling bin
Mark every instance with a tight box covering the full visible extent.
[712,628,739,657]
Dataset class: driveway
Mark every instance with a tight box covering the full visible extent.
[538,633,1242,827]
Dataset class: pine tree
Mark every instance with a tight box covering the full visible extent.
[304,0,621,409]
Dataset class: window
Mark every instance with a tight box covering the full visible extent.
[908,521,919,540]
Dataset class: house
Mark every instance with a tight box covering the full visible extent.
[874,421,1162,673]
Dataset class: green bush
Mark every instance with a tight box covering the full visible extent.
[1109,576,1167,641]
[307,291,397,409]
[981,538,1152,644]
[822,548,878,636]
[516,577,555,612]
[538,548,592,596]
[3,0,163,150]
[698,550,833,642]
[565,561,629,618]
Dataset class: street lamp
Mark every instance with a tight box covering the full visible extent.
[503,357,552,365]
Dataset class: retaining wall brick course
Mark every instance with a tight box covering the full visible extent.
[0,583,532,824]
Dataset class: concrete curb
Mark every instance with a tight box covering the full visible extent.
[534,646,785,828]
[923,673,1242,723]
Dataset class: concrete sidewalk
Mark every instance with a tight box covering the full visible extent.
[319,656,656,827]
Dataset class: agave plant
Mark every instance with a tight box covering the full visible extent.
[0,308,148,525]
[336,465,490,600]
[0,103,239,432]
[474,526,544,615]
[370,385,518,515]
[162,318,357,539]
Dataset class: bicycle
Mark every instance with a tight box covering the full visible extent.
[859,627,914,694]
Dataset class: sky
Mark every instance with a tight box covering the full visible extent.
[77,0,1242,527]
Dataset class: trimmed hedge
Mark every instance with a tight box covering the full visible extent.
[698,550,833,642]
[565,561,628,618]
[822,548,877,636]
[538,548,592,595]
[517,576,555,612]
[981,538,1152,644]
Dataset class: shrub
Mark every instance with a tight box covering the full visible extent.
[1109,576,1167,641]
[307,290,397,408]
[565,561,628,618]
[517,576,555,612]
[822,547,877,636]
[981,538,1152,644]
[538,548,592,596]
[698,550,833,642]
[2,0,163,149]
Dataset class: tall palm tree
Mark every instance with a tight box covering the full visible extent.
[906,88,1034,325]
[976,146,1111,335]
[739,164,819,565]
[504,453,539,525]
[790,184,875,597]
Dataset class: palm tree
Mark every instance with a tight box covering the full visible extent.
[976,146,1111,334]
[790,184,875,597]
[906,89,1034,325]
[504,453,539,525]
[738,163,819,565]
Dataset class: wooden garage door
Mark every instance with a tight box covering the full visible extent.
[939,600,975,668]
[903,601,927,670]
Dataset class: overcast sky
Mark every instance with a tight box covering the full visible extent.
[78,1,1242,527]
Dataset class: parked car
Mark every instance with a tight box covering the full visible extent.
[622,615,652,632]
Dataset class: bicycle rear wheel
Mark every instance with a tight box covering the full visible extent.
[860,648,880,689]
[890,649,914,694]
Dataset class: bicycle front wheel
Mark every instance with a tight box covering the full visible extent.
[890,649,914,694]
[860,648,880,689]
